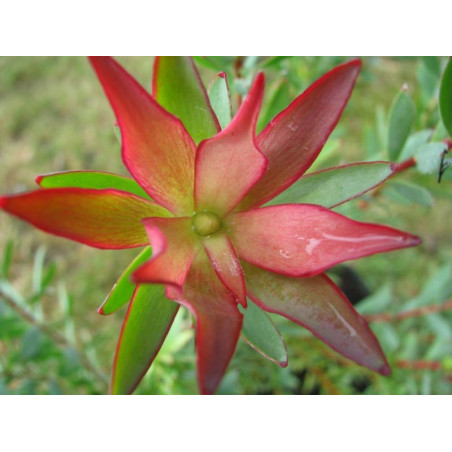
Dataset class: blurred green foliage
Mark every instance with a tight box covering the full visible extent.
[0,56,451,394]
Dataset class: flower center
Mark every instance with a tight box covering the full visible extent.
[192,212,222,236]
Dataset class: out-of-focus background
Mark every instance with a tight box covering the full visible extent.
[0,56,451,395]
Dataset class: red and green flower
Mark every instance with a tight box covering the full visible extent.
[0,56,421,394]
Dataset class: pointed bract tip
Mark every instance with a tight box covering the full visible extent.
[35,175,44,186]
[97,305,105,315]
[378,363,391,376]
[218,72,226,79]
[280,359,289,369]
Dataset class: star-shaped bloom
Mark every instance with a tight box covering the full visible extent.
[0,57,421,394]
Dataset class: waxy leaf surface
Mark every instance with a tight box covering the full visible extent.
[133,217,199,290]
[195,74,267,215]
[177,250,242,395]
[99,247,152,315]
[0,188,168,249]
[111,284,178,394]
[153,56,220,144]
[243,262,390,375]
[90,57,196,216]
[229,204,421,277]
[203,233,246,307]
[267,162,395,208]
[37,170,150,200]
[238,59,361,209]
[240,299,288,367]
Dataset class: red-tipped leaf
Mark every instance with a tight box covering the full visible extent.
[89,57,196,215]
[194,73,268,215]
[228,204,421,277]
[111,284,179,394]
[0,188,169,249]
[176,250,242,395]
[238,60,362,210]
[243,262,390,375]
[133,217,199,290]
[203,233,246,307]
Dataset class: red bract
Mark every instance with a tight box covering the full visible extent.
[0,57,421,395]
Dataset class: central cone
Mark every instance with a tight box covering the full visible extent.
[193,212,222,236]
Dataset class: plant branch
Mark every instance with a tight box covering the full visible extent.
[395,360,442,371]
[364,299,452,323]
[0,284,109,389]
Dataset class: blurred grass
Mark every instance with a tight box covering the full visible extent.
[0,56,451,394]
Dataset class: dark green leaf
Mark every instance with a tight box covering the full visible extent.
[208,73,232,129]
[266,162,394,208]
[37,171,150,199]
[240,299,287,367]
[387,181,433,207]
[153,56,220,144]
[439,58,452,137]
[99,247,152,315]
[111,284,178,394]
[388,88,416,160]
[21,327,42,359]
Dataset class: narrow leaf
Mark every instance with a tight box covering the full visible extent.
[37,171,150,200]
[99,247,152,315]
[240,299,288,367]
[266,162,395,208]
[153,56,220,144]
[387,181,433,207]
[388,87,416,161]
[111,284,179,395]
[2,240,14,279]
[440,58,452,137]
[208,72,232,129]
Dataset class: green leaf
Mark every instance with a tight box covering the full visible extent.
[21,327,43,359]
[398,129,432,161]
[111,284,178,395]
[260,56,293,68]
[37,171,150,200]
[416,142,448,174]
[99,247,152,315]
[388,87,416,160]
[153,56,220,144]
[440,58,452,137]
[257,79,291,133]
[386,181,433,207]
[422,56,441,77]
[2,240,14,279]
[208,73,232,129]
[266,162,394,208]
[240,299,287,367]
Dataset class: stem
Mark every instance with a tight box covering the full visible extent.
[364,299,452,323]
[392,156,417,173]
[0,285,109,389]
[395,360,442,371]
[234,56,244,107]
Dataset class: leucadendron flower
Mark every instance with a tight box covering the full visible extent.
[0,57,421,394]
